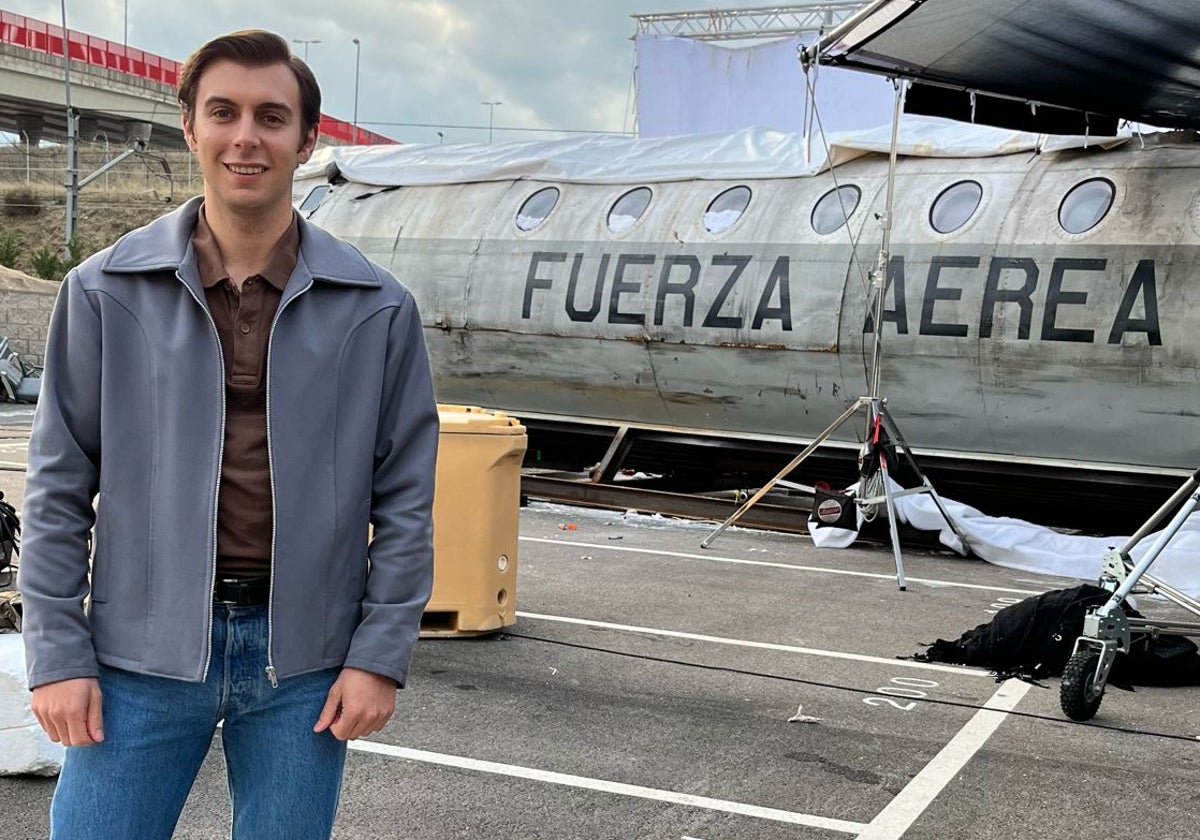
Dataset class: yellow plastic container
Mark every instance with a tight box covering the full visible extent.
[421,405,527,636]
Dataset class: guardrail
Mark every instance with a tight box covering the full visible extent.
[0,9,396,145]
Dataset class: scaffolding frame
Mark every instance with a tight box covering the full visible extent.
[632,3,865,41]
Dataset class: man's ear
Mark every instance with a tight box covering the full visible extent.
[181,112,198,152]
[297,126,318,163]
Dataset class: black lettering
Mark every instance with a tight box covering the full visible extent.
[702,255,750,329]
[864,256,909,334]
[609,254,654,325]
[752,256,792,330]
[920,256,977,337]
[980,257,1038,339]
[655,255,700,327]
[1042,257,1102,342]
[566,253,609,323]
[1108,259,1162,345]
[523,251,565,319]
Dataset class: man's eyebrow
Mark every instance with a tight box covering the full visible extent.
[201,96,295,114]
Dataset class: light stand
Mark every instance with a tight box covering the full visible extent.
[699,78,970,589]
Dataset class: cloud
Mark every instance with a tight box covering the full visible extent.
[6,0,771,144]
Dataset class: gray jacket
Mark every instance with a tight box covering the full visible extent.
[19,197,438,689]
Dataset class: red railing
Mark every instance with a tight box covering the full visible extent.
[1,10,181,86]
[317,117,394,146]
[0,9,395,145]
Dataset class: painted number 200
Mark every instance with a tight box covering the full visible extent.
[863,676,940,711]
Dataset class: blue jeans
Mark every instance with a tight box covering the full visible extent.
[50,604,347,840]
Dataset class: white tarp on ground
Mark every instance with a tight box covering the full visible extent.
[0,633,63,776]
[296,117,1131,189]
[812,480,1200,598]
[633,35,896,138]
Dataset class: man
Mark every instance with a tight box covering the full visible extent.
[19,30,438,839]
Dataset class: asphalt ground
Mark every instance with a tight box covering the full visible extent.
[1,420,1199,839]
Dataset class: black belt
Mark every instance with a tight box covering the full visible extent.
[214,577,270,606]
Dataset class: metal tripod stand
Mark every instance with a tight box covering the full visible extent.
[699,393,969,589]
[700,78,970,589]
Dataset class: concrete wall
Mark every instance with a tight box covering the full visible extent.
[0,268,57,368]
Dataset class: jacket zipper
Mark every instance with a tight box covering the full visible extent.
[263,282,309,689]
[177,270,226,684]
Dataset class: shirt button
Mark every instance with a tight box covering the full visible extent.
[239,322,251,334]
[245,279,255,286]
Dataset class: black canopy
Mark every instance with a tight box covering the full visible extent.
[816,0,1200,133]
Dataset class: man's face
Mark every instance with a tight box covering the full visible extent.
[183,59,317,220]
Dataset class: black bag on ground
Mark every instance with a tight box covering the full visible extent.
[911,584,1200,685]
[0,490,17,583]
[1121,632,1200,686]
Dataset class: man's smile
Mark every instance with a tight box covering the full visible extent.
[224,163,268,175]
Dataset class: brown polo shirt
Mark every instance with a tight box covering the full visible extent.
[192,208,299,581]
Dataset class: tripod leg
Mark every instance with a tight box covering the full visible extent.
[878,404,971,556]
[701,397,865,548]
[879,459,907,591]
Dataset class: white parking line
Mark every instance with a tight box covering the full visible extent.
[348,741,868,834]
[517,612,992,677]
[856,679,1031,839]
[520,537,1044,596]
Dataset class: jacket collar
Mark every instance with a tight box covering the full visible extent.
[101,195,381,290]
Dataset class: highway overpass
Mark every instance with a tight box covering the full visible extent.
[0,10,392,151]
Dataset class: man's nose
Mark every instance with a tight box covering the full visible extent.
[232,114,260,147]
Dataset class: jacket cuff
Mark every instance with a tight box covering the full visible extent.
[340,656,407,689]
[27,663,101,691]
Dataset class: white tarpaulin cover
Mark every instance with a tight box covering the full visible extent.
[634,35,895,138]
[0,634,63,776]
[296,117,1130,188]
[812,479,1200,598]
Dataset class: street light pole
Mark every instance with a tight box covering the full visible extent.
[62,0,78,254]
[291,38,321,62]
[123,0,128,46]
[482,100,501,143]
[352,38,361,144]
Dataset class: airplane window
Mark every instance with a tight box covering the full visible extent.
[1059,178,1115,234]
[930,180,982,234]
[811,185,861,235]
[516,187,560,231]
[298,184,331,215]
[704,186,752,234]
[608,187,652,234]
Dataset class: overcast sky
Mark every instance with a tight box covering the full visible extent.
[5,0,781,144]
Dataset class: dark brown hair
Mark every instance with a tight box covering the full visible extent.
[177,30,321,141]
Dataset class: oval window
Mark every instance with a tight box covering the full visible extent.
[1059,178,1115,234]
[516,187,560,231]
[298,184,331,215]
[811,185,861,235]
[703,186,752,234]
[930,180,982,234]
[607,187,652,234]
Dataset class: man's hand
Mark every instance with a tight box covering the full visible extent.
[31,677,103,747]
[313,667,397,741]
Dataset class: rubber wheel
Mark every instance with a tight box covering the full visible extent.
[1060,650,1104,721]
